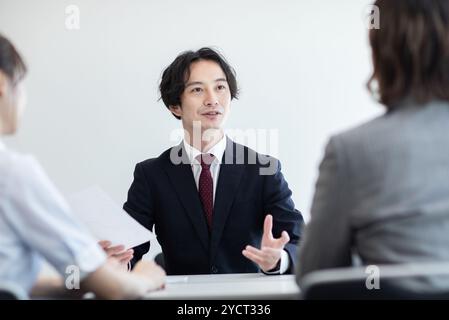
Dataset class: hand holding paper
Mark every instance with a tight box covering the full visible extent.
[98,240,134,269]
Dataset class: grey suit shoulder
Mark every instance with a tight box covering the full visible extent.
[298,100,449,293]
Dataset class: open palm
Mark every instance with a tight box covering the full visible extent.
[242,214,290,272]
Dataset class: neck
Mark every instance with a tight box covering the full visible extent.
[185,128,224,152]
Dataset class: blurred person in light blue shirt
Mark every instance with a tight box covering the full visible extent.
[0,34,165,299]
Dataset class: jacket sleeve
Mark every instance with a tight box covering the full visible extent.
[263,157,304,274]
[123,162,155,267]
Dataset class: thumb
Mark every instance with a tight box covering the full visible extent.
[280,231,290,246]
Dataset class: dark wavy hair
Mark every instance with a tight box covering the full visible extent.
[159,47,239,120]
[0,34,27,85]
[368,0,449,109]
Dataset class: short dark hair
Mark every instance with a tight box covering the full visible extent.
[0,34,27,85]
[159,47,238,119]
[368,0,449,109]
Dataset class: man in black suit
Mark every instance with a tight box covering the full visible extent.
[122,48,303,275]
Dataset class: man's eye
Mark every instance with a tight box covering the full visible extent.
[217,85,227,90]
[191,87,203,93]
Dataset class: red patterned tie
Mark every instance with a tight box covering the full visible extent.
[196,154,214,230]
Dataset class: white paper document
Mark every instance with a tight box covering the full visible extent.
[67,186,154,249]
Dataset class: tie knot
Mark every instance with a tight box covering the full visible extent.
[196,154,215,169]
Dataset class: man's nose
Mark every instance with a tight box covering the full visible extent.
[204,90,219,106]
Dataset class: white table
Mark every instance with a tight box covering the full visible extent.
[144,273,300,300]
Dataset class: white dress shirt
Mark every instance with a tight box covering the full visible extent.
[0,140,106,298]
[183,135,227,204]
[182,135,289,274]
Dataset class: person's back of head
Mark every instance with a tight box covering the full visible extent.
[368,0,449,109]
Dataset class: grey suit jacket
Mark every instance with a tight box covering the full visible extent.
[297,100,449,292]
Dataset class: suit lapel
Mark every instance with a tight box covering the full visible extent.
[210,139,245,260]
[163,143,210,253]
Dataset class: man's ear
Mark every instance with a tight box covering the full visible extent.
[169,105,182,118]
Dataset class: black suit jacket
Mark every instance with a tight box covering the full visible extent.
[124,138,303,275]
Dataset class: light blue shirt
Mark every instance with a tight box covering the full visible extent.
[0,141,106,298]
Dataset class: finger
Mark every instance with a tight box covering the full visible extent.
[244,245,264,256]
[119,254,133,264]
[105,245,126,255]
[245,246,274,263]
[110,245,126,252]
[114,254,132,262]
[114,249,134,260]
[280,231,290,245]
[123,249,134,256]
[242,249,264,265]
[263,214,273,240]
[98,240,111,248]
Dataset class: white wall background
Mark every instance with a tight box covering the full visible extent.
[0,0,382,259]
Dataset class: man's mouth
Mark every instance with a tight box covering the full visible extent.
[202,111,222,116]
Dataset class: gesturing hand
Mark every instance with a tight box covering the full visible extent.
[242,214,290,272]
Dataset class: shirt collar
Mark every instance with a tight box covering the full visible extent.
[0,139,5,151]
[183,134,227,165]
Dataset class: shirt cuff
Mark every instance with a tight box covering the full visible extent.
[73,242,107,281]
[262,250,290,275]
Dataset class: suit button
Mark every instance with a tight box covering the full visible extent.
[211,266,218,274]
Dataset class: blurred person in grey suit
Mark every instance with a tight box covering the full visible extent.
[297,0,449,293]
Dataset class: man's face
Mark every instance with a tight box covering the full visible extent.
[170,60,231,135]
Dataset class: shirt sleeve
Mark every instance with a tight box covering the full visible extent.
[2,155,106,280]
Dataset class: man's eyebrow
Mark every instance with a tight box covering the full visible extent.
[185,81,202,88]
[185,78,228,87]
